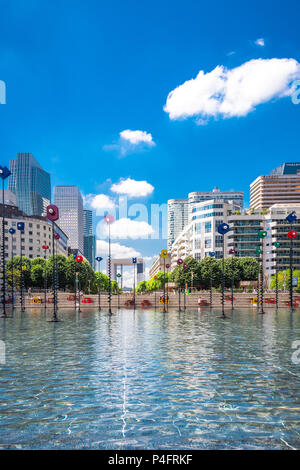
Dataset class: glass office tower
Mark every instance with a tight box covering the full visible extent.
[83,209,96,269]
[54,186,84,253]
[8,153,51,216]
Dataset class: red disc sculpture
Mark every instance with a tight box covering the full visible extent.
[288,230,297,239]
[76,255,83,263]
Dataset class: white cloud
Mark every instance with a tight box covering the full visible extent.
[110,177,154,198]
[96,239,141,258]
[103,217,154,239]
[255,38,265,47]
[120,129,155,146]
[84,193,115,210]
[164,58,300,121]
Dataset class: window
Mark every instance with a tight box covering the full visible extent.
[29,231,33,235]
[195,223,201,234]
[29,239,33,243]
[29,223,32,227]
[205,238,211,249]
[205,222,211,233]
[29,247,33,251]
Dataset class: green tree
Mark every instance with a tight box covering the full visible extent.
[47,255,68,289]
[199,257,221,289]
[136,280,147,292]
[6,256,31,288]
[238,257,259,281]
[31,265,45,288]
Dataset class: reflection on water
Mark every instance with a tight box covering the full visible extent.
[0,308,300,449]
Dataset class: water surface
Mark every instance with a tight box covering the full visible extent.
[0,308,300,449]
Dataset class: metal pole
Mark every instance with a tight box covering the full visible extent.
[133,262,136,310]
[257,256,260,312]
[44,248,47,309]
[78,273,81,312]
[275,263,278,309]
[178,286,181,312]
[183,285,186,311]
[20,230,25,312]
[231,256,234,310]
[290,236,294,310]
[209,262,212,309]
[221,236,225,318]
[74,259,76,311]
[259,243,264,314]
[52,221,58,321]
[1,179,6,316]
[163,257,166,313]
[98,260,101,312]
[11,244,14,312]
[108,224,112,314]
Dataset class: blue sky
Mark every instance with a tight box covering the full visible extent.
[0,0,300,283]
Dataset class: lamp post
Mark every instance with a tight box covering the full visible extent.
[0,165,11,317]
[286,212,297,311]
[95,256,103,311]
[46,205,60,322]
[217,223,230,318]
[75,255,83,311]
[17,222,25,312]
[255,247,262,311]
[42,244,49,308]
[177,258,183,312]
[154,274,157,309]
[183,263,187,311]
[273,241,280,308]
[104,214,114,315]
[161,249,168,313]
[209,252,215,309]
[229,248,236,310]
[257,230,267,314]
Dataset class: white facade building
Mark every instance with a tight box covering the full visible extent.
[0,204,69,260]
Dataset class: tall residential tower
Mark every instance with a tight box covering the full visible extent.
[83,209,96,269]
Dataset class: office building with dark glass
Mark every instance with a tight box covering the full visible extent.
[8,153,51,216]
[83,209,96,269]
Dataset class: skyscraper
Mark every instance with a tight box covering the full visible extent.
[8,152,51,216]
[83,209,96,269]
[54,186,84,253]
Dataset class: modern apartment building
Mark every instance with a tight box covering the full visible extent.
[54,186,84,253]
[167,199,189,250]
[188,187,244,220]
[168,187,243,250]
[170,199,300,280]
[0,203,69,260]
[83,209,96,269]
[170,199,241,269]
[149,254,171,279]
[250,163,300,209]
[8,152,51,216]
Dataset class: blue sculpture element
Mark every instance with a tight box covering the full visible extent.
[95,256,103,262]
[0,166,11,180]
[209,251,215,257]
[132,257,137,264]
[73,253,77,259]
[17,222,25,231]
[9,228,15,234]
[217,223,230,235]
[286,212,297,224]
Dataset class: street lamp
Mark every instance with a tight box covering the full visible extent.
[17,222,25,313]
[286,211,298,310]
[8,227,15,311]
[104,214,114,315]
[209,251,215,309]
[95,256,103,311]
[0,165,11,317]
[161,249,168,313]
[217,223,230,318]
[177,258,183,312]
[42,244,49,308]
[166,263,170,311]
[273,241,280,308]
[183,262,187,311]
[46,204,60,322]
[257,230,267,314]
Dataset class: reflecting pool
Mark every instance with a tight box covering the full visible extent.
[0,308,300,449]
